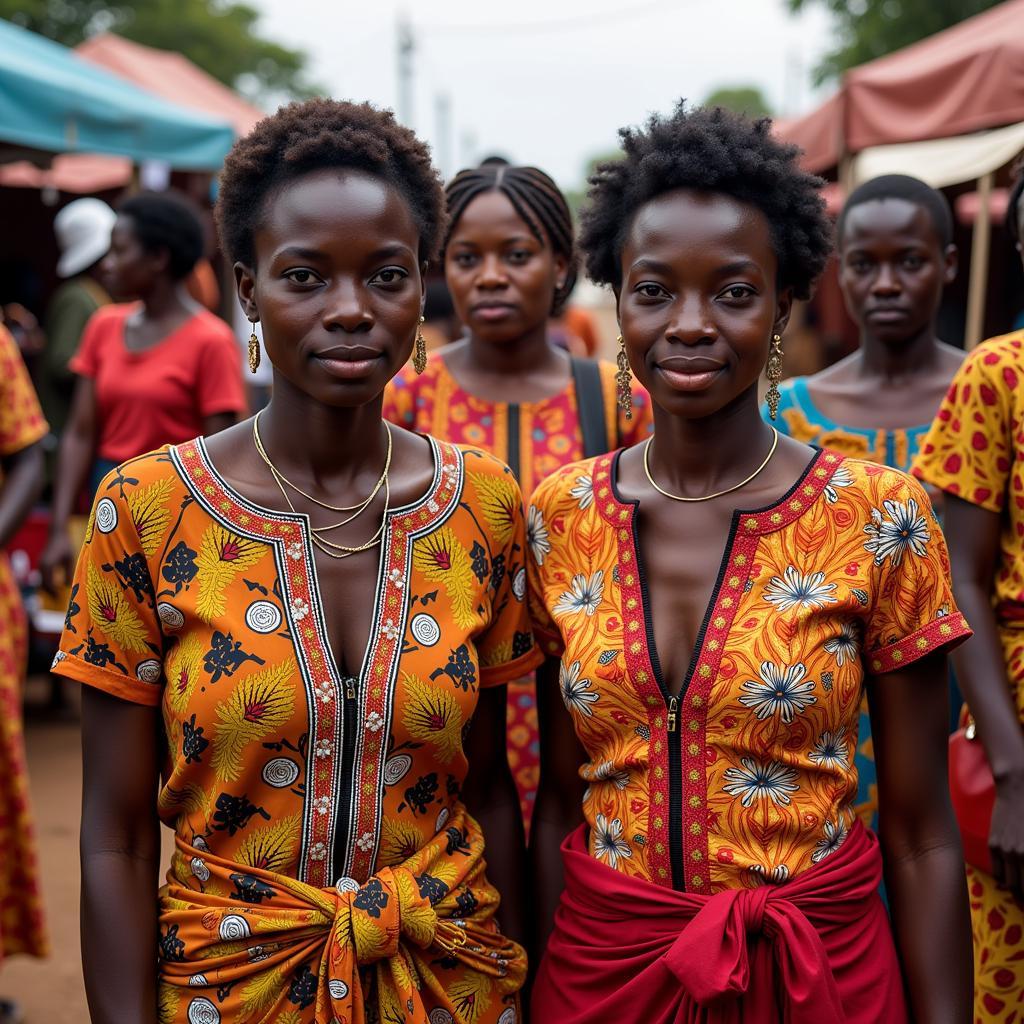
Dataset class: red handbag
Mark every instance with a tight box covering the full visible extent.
[949,721,995,875]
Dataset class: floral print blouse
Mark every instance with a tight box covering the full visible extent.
[527,449,970,893]
[54,436,540,880]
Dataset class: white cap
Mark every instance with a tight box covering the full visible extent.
[54,198,116,278]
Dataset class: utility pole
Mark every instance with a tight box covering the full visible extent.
[397,13,415,128]
[435,93,452,179]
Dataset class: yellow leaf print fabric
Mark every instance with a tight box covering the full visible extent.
[53,438,540,1023]
[528,450,970,893]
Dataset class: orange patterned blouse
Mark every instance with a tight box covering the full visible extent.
[528,449,970,893]
[52,438,540,1023]
[383,351,653,499]
[913,330,1024,624]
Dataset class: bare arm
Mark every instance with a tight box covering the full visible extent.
[528,657,586,966]
[462,683,527,949]
[870,652,972,1023]
[80,686,162,1024]
[944,494,1024,899]
[0,441,44,548]
[41,376,98,593]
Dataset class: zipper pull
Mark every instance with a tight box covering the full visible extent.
[667,695,679,733]
[344,676,357,700]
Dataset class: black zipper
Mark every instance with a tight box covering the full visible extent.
[331,673,359,882]
[666,694,683,888]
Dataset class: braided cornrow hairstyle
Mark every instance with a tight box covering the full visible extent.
[444,163,578,315]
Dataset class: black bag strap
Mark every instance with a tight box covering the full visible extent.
[571,356,612,457]
[506,404,522,482]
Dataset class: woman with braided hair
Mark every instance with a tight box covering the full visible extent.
[384,162,653,827]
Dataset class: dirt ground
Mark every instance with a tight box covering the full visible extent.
[1,677,171,1023]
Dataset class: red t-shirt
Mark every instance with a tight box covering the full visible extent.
[70,304,246,462]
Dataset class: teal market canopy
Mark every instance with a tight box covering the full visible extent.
[0,18,235,169]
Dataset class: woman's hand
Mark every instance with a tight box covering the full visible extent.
[40,527,74,595]
[990,775,1024,902]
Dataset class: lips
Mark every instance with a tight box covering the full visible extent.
[865,307,910,320]
[471,302,518,322]
[656,359,726,394]
[313,346,383,381]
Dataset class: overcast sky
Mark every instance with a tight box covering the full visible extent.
[253,0,835,189]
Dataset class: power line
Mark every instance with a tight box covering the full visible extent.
[422,1,681,36]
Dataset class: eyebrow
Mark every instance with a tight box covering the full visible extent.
[628,257,763,276]
[273,242,415,262]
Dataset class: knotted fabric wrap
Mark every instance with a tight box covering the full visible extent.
[158,805,524,1023]
[532,820,908,1024]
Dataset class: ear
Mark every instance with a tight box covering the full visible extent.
[234,262,258,321]
[773,288,794,337]
[942,243,958,285]
[552,251,569,293]
[420,261,428,313]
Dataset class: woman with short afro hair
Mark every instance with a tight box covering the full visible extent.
[528,102,972,1022]
[53,98,538,1024]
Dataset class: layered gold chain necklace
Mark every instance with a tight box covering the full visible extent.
[252,412,392,559]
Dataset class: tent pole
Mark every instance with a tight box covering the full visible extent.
[965,170,994,350]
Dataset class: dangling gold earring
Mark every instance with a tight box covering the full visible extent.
[766,333,784,420]
[616,334,633,420]
[248,321,260,374]
[413,315,427,375]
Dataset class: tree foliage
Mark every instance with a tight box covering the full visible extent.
[789,0,1003,84]
[703,86,772,118]
[0,0,320,99]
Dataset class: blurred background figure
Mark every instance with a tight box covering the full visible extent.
[767,174,963,837]
[38,199,115,441]
[0,322,49,1023]
[39,190,245,595]
[383,160,654,829]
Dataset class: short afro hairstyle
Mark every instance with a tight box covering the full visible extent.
[580,102,832,301]
[837,174,954,248]
[119,191,204,281]
[444,162,578,315]
[215,98,447,269]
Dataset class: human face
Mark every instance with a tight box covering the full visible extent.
[444,190,567,345]
[101,216,162,300]
[618,188,790,420]
[838,198,956,345]
[236,168,424,407]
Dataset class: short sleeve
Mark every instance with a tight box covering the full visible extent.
[51,471,165,705]
[619,378,654,447]
[67,306,108,379]
[383,370,416,429]
[912,339,1020,513]
[0,325,47,455]
[467,453,544,686]
[194,324,246,418]
[862,472,972,675]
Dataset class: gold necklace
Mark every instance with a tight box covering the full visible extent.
[253,411,390,515]
[642,428,780,503]
[251,417,392,559]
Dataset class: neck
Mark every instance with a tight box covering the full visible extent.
[857,324,939,380]
[647,388,775,495]
[465,321,559,375]
[141,279,190,319]
[258,374,389,489]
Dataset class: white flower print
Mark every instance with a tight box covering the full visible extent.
[723,757,800,807]
[381,619,401,642]
[763,566,838,611]
[387,568,405,590]
[309,842,327,861]
[427,499,439,514]
[315,680,333,704]
[749,863,791,885]
[559,660,600,716]
[593,813,633,868]
[314,796,330,815]
[569,474,594,510]
[315,739,332,759]
[738,662,817,723]
[811,817,849,863]
[356,832,375,852]
[365,712,384,733]
[554,571,605,617]
[863,498,930,567]
[823,465,853,504]
[584,759,631,789]
[808,727,850,770]
[823,622,859,666]
[527,505,551,566]
[290,596,310,621]
[286,541,303,561]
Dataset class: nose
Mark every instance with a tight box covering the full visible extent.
[321,280,373,333]
[476,253,508,290]
[666,294,717,345]
[871,262,901,296]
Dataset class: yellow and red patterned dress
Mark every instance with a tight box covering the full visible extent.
[528,449,969,892]
[913,329,1024,1024]
[52,437,540,1024]
[0,324,48,962]
[385,351,652,827]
